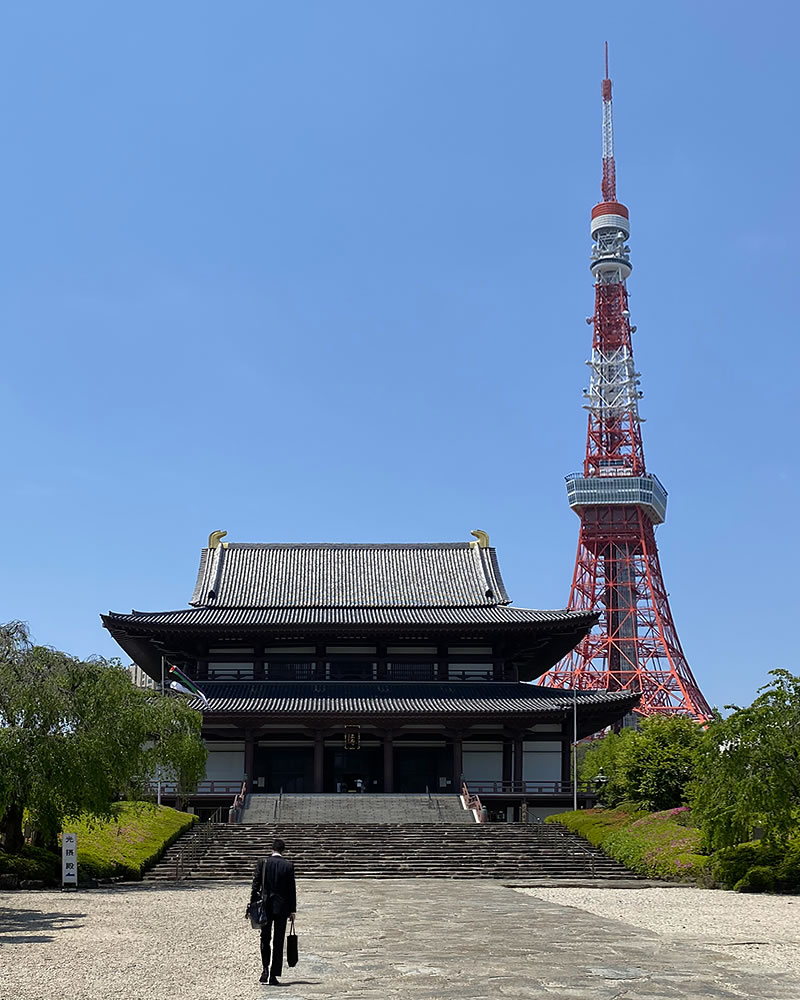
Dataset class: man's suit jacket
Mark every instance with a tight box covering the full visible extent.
[251,855,297,919]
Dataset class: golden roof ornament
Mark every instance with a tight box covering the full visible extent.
[469,529,489,550]
[208,530,229,550]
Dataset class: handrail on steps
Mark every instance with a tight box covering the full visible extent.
[460,778,486,824]
[175,801,228,880]
[273,787,282,823]
[228,780,247,824]
[546,822,596,876]
[423,785,445,821]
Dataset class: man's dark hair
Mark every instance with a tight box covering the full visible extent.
[272,838,286,853]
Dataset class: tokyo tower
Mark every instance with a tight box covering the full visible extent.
[542,46,711,721]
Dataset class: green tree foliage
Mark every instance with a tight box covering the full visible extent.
[580,715,704,811]
[690,669,800,851]
[578,728,635,806]
[0,622,206,852]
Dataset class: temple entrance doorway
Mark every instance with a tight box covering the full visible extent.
[324,746,382,793]
[254,745,314,793]
[394,744,452,793]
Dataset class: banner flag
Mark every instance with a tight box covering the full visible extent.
[167,665,210,709]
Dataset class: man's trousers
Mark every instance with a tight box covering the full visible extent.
[260,915,288,978]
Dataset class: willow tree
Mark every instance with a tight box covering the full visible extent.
[0,622,206,852]
[691,670,800,850]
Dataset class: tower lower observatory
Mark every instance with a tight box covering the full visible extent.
[542,47,711,721]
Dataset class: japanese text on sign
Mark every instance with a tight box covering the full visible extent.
[62,833,78,886]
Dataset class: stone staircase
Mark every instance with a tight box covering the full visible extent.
[239,793,474,825]
[147,821,636,882]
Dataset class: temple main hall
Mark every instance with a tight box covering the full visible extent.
[103,531,638,820]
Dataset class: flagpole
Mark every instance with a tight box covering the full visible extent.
[572,686,578,813]
[158,655,165,806]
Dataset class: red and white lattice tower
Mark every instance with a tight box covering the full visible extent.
[542,46,711,720]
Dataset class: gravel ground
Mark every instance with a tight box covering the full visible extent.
[3,881,800,1000]
[517,886,800,975]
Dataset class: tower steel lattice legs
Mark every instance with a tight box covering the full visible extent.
[546,508,710,717]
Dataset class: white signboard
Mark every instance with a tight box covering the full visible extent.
[62,833,78,887]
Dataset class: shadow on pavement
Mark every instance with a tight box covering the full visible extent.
[106,880,249,894]
[0,906,85,945]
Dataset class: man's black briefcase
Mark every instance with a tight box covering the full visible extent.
[286,918,299,967]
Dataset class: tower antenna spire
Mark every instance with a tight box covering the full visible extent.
[601,41,616,201]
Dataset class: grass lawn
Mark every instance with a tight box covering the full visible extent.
[0,802,196,884]
[70,801,196,880]
[548,806,710,883]
[549,807,800,891]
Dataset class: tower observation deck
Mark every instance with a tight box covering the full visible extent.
[540,47,711,721]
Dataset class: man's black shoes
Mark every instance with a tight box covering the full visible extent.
[269,976,281,985]
[259,971,269,983]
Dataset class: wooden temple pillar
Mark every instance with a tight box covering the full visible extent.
[562,738,573,785]
[244,730,255,791]
[383,732,394,793]
[502,739,513,784]
[451,732,463,786]
[313,732,325,793]
[512,734,524,785]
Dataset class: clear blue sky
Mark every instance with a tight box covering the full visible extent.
[2,2,797,711]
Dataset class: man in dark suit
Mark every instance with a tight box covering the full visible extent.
[248,838,297,985]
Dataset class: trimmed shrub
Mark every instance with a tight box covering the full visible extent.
[0,845,61,883]
[69,802,196,881]
[548,806,709,883]
[776,841,800,891]
[734,866,775,893]
[709,842,782,889]
[550,807,800,891]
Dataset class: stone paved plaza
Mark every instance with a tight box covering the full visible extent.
[2,880,800,999]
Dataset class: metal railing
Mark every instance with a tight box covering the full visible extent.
[175,803,227,880]
[461,779,486,824]
[464,780,597,797]
[274,788,283,823]
[546,822,596,876]
[228,781,247,824]
[151,779,245,797]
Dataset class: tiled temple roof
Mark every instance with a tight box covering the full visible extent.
[102,536,599,683]
[189,542,511,609]
[107,605,594,629]
[189,681,639,717]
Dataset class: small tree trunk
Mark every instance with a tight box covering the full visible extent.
[30,827,59,852]
[1,801,25,853]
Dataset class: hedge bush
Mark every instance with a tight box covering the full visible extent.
[777,841,800,889]
[0,845,61,882]
[70,802,196,881]
[711,839,800,892]
[1,804,196,884]
[710,842,781,888]
[548,806,710,883]
[550,808,800,892]
[734,866,775,893]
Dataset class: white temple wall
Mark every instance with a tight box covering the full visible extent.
[522,741,562,781]
[204,742,245,781]
[462,741,503,780]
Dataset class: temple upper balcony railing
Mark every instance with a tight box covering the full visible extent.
[153,780,603,800]
[565,471,667,524]
[196,660,506,683]
[465,779,600,798]
[150,779,243,797]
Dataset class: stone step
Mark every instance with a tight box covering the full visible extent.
[146,819,638,883]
